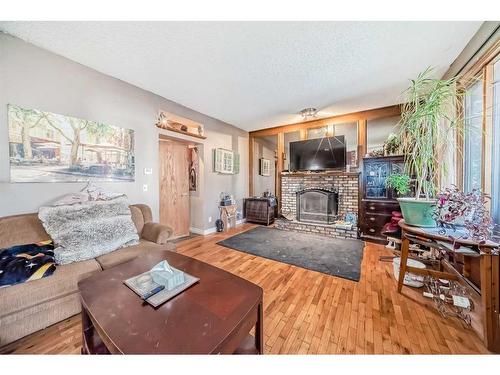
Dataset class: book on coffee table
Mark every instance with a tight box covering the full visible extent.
[124,266,199,308]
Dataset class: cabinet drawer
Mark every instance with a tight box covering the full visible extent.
[362,201,399,215]
[364,213,392,226]
[361,214,393,237]
[362,226,382,236]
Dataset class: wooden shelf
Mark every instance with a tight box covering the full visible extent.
[280,171,360,177]
[156,111,207,140]
[157,124,207,140]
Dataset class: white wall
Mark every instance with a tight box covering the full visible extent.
[0,33,248,231]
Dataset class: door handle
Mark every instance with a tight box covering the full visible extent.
[181,193,189,197]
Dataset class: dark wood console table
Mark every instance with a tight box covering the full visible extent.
[78,251,263,354]
[397,220,500,352]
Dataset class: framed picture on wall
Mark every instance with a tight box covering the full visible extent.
[259,158,271,176]
[213,148,234,174]
[7,104,135,183]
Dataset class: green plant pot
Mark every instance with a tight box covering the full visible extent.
[397,198,437,227]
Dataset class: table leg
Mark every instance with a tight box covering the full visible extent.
[397,235,410,293]
[81,306,91,355]
[480,251,500,351]
[255,301,264,354]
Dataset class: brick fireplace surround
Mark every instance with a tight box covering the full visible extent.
[276,171,359,239]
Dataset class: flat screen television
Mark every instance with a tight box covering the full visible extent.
[289,136,346,171]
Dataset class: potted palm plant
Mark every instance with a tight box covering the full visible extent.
[397,68,464,227]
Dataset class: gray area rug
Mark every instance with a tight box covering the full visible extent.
[217,227,364,281]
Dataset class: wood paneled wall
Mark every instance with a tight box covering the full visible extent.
[248,105,401,204]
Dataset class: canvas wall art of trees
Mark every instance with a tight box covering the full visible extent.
[8,104,135,182]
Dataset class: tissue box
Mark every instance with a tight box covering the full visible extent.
[151,266,185,290]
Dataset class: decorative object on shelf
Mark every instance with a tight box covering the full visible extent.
[333,220,354,230]
[383,133,401,156]
[397,67,467,227]
[385,173,411,197]
[213,148,235,174]
[219,192,235,206]
[259,158,271,176]
[434,186,494,241]
[156,111,206,139]
[8,104,135,183]
[367,149,384,157]
[344,212,358,226]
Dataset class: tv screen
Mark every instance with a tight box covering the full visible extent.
[289,136,346,171]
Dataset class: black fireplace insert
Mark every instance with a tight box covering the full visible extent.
[296,188,339,224]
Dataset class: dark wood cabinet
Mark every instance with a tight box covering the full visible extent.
[360,155,404,242]
[244,197,278,225]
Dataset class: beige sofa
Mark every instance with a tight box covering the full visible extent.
[0,204,175,347]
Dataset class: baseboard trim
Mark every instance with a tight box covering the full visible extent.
[190,219,246,236]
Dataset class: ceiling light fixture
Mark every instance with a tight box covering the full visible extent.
[299,107,318,120]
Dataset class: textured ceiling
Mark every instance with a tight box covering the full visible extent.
[0,21,481,131]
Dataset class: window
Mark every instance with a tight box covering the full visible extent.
[492,60,500,239]
[463,79,483,192]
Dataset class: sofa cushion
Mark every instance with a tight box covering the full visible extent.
[96,239,176,270]
[0,213,50,249]
[0,258,101,319]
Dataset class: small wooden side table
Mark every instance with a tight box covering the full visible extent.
[219,204,237,232]
[397,219,500,352]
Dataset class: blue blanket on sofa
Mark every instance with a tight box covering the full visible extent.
[0,241,56,287]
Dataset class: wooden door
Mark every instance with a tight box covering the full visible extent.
[159,139,190,238]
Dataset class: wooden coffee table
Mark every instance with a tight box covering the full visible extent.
[78,251,263,354]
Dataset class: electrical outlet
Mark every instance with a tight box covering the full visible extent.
[208,216,212,223]
[143,184,148,192]
[144,167,153,175]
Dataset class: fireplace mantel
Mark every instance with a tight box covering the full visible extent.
[281,171,360,177]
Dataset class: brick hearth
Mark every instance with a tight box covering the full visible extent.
[279,171,360,239]
[275,219,358,239]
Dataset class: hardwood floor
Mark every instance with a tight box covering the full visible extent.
[0,223,489,354]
